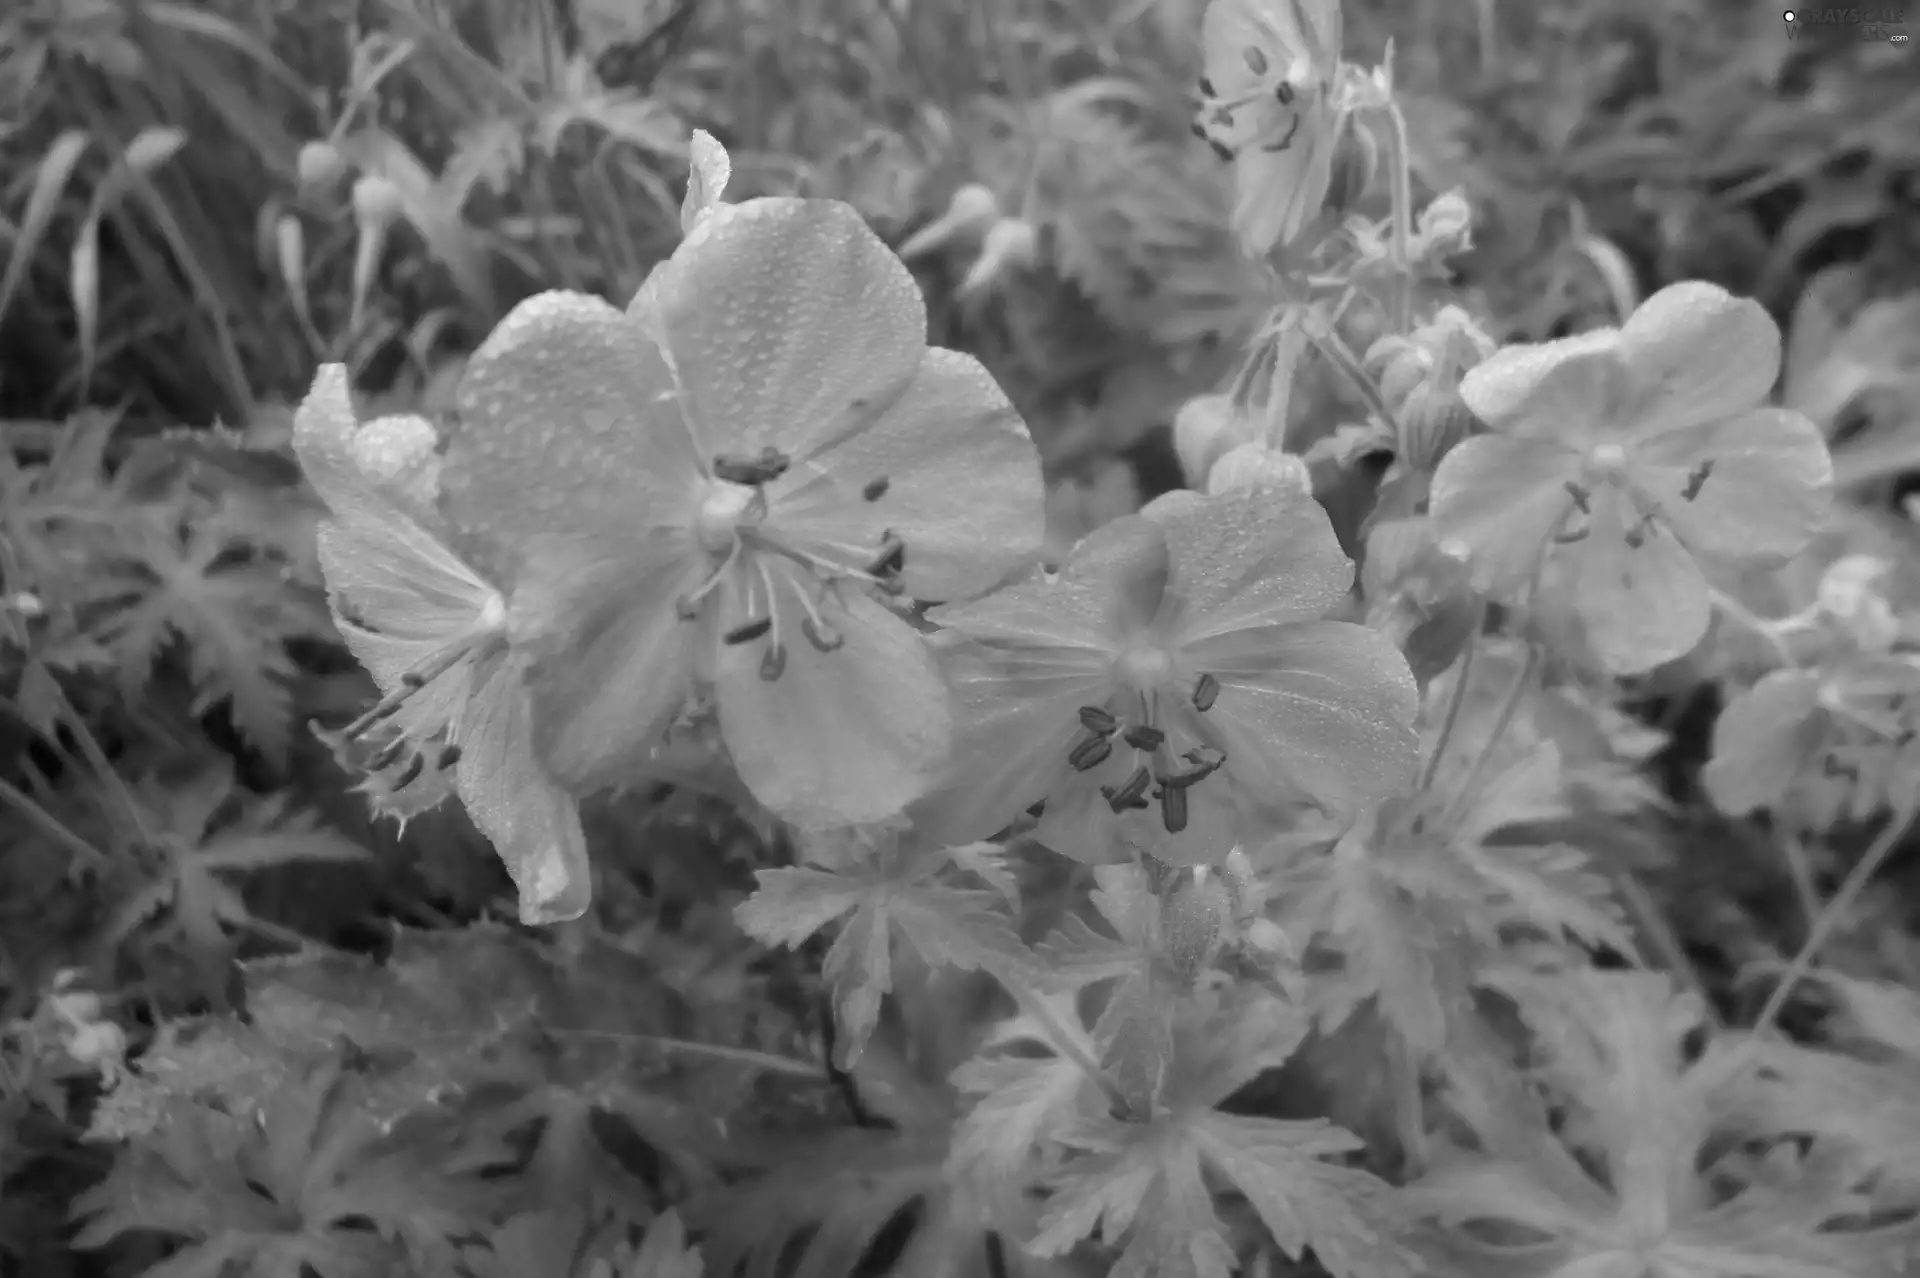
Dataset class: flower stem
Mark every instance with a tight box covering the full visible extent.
[1438,640,1539,832]
[1418,614,1482,794]
[1380,97,1417,336]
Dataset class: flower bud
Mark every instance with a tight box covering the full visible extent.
[1160,869,1230,984]
[1206,442,1311,496]
[352,173,403,229]
[1817,554,1901,652]
[1413,189,1473,263]
[958,216,1038,295]
[1367,306,1495,473]
[297,139,348,191]
[1172,393,1254,486]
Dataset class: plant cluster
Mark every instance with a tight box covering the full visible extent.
[5,1,1920,1277]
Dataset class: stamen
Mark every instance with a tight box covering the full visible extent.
[1190,121,1208,140]
[677,534,744,621]
[390,753,426,790]
[1553,528,1589,544]
[436,744,462,770]
[1157,782,1189,833]
[1069,735,1114,772]
[1275,81,1295,105]
[1198,76,1217,97]
[368,735,409,771]
[801,615,844,653]
[724,617,773,645]
[712,446,790,486]
[1243,45,1269,75]
[1624,518,1652,550]
[1079,705,1119,734]
[1564,481,1592,514]
[760,644,787,681]
[1209,139,1234,162]
[1682,460,1713,501]
[754,558,788,682]
[1192,673,1219,713]
[1261,115,1301,153]
[1160,747,1227,789]
[1123,724,1166,751]
[1102,765,1153,812]
[867,533,906,579]
[862,476,890,501]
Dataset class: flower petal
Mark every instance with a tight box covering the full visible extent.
[649,198,928,461]
[447,290,703,557]
[295,366,443,533]
[1231,117,1340,257]
[514,532,707,795]
[457,653,593,925]
[1616,281,1782,435]
[1428,435,1581,596]
[928,515,1167,654]
[1186,620,1420,818]
[1457,329,1627,442]
[315,514,497,692]
[716,593,952,829]
[1143,484,1354,643]
[910,639,1103,848]
[774,347,1046,602]
[1571,487,1710,675]
[1633,408,1832,566]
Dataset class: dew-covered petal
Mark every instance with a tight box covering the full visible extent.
[1615,281,1782,436]
[774,347,1046,602]
[1231,116,1340,258]
[909,638,1102,848]
[513,531,707,795]
[1633,407,1832,567]
[1143,484,1354,643]
[295,366,443,534]
[928,516,1169,655]
[314,507,500,680]
[1185,620,1420,818]
[456,652,593,925]
[1570,487,1711,675]
[1428,435,1582,596]
[447,290,703,557]
[716,592,952,829]
[1458,329,1627,442]
[648,198,927,461]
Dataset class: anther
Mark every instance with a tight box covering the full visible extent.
[801,615,844,653]
[1123,724,1166,751]
[1079,705,1118,734]
[712,446,790,486]
[1199,76,1217,97]
[1553,528,1588,544]
[1102,765,1154,812]
[724,617,773,645]
[1261,115,1301,153]
[1275,81,1295,105]
[1243,45,1269,75]
[863,476,890,501]
[760,644,787,681]
[867,534,906,578]
[1157,783,1189,834]
[401,671,428,689]
[1624,519,1649,550]
[391,753,426,791]
[1564,481,1592,514]
[436,744,462,770]
[1209,139,1234,162]
[1069,735,1114,772]
[1682,460,1713,501]
[1190,120,1208,139]
[1192,673,1219,712]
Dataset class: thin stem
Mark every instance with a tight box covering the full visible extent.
[1381,97,1417,336]
[1418,608,1484,793]
[1752,810,1914,1038]
[1302,308,1405,444]
[0,776,106,869]
[545,1028,828,1080]
[1438,641,1538,832]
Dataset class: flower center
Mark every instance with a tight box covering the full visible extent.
[1061,674,1228,835]
[1584,442,1630,482]
[696,480,760,555]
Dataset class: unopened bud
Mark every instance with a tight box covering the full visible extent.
[1173,393,1254,487]
[1160,870,1231,983]
[958,216,1039,294]
[297,139,348,191]
[1818,554,1901,651]
[1368,306,1495,473]
[1414,189,1473,263]
[352,173,403,228]
[1206,443,1311,496]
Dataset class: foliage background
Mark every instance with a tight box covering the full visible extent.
[3,0,1919,1275]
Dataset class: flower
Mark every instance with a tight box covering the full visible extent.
[1193,0,1346,258]
[294,366,590,925]
[919,483,1419,867]
[443,197,1047,829]
[1429,281,1834,675]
